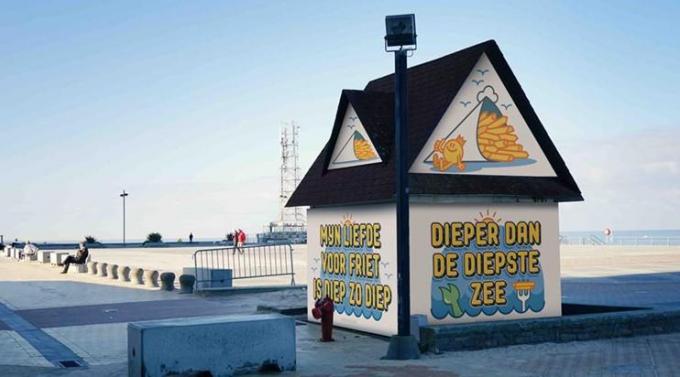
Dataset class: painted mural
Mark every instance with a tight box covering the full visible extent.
[328,104,381,170]
[307,205,398,336]
[429,209,546,319]
[410,54,556,177]
[408,203,561,325]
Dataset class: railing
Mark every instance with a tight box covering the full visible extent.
[560,235,680,246]
[193,243,295,290]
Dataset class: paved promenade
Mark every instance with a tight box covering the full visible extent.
[0,246,679,376]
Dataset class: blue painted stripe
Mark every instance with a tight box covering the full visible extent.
[0,302,85,367]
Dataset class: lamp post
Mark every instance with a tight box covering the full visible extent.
[383,14,420,360]
[120,190,129,246]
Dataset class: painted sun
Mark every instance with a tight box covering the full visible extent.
[475,209,502,224]
[342,214,354,226]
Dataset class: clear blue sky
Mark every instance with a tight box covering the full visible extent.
[2,1,679,242]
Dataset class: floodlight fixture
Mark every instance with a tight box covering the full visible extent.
[385,14,417,51]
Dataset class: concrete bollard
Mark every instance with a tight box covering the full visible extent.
[98,262,108,277]
[159,272,175,291]
[120,266,131,282]
[108,264,119,280]
[144,270,159,288]
[179,274,195,294]
[88,261,98,275]
[132,268,145,285]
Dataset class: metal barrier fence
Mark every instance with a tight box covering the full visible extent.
[560,235,680,246]
[193,243,295,290]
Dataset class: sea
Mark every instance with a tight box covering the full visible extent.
[560,229,680,246]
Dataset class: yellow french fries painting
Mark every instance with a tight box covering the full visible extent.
[477,111,529,162]
[353,133,377,160]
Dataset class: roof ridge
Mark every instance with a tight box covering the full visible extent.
[364,39,497,91]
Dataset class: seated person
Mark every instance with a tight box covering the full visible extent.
[23,241,38,260]
[58,242,89,274]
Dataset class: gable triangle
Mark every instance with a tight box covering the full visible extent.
[328,104,382,170]
[410,53,557,177]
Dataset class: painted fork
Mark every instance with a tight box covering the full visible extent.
[517,289,531,312]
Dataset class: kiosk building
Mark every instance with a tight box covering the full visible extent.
[287,40,583,336]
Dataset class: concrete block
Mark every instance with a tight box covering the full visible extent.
[128,314,296,377]
[179,274,195,294]
[4,248,10,258]
[132,268,144,285]
[182,267,233,289]
[37,250,52,264]
[54,252,70,266]
[410,314,428,343]
[68,263,88,274]
[145,270,159,288]
[88,261,98,275]
[98,262,108,277]
[120,266,131,282]
[108,264,119,280]
[160,272,175,291]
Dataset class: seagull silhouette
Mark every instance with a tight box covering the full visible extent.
[313,257,320,263]
[348,116,358,122]
[385,273,393,279]
[380,262,389,268]
[311,267,317,272]
[346,124,355,129]
[476,69,489,76]
[460,100,471,107]
[472,79,484,86]
[501,103,513,110]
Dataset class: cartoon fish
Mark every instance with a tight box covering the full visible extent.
[352,132,377,160]
[432,135,466,172]
[439,284,464,318]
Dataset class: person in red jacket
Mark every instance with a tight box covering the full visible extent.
[232,229,244,255]
[237,229,246,252]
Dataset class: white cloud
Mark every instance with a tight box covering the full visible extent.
[558,127,680,231]
[476,85,498,103]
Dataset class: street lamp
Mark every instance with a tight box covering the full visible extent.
[384,14,419,360]
[120,190,129,246]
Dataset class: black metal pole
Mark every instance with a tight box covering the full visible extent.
[385,47,419,360]
[121,190,128,246]
[122,194,126,245]
[394,49,411,336]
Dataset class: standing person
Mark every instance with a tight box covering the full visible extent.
[189,233,194,243]
[238,229,247,250]
[58,242,89,274]
[232,229,241,255]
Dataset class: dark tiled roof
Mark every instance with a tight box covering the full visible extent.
[287,40,583,208]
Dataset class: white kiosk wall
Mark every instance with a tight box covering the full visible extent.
[409,202,561,324]
[307,204,398,336]
[307,202,560,336]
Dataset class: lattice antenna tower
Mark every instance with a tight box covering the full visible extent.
[279,122,306,226]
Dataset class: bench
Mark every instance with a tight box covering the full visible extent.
[128,314,295,377]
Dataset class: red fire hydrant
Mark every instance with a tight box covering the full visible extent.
[311,296,334,342]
